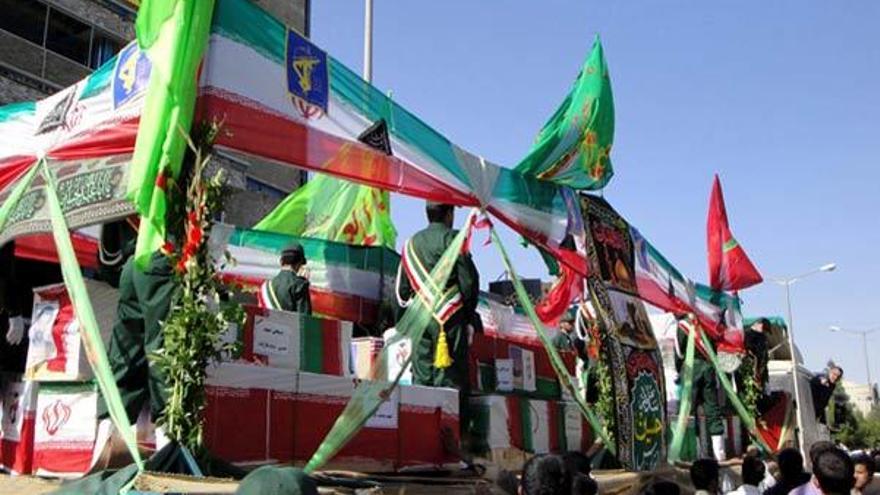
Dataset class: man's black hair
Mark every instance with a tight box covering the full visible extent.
[649,481,681,495]
[571,473,598,495]
[561,451,592,476]
[777,447,806,481]
[853,453,876,476]
[810,441,837,464]
[813,448,854,495]
[690,458,720,491]
[521,454,568,495]
[425,202,454,223]
[742,455,766,486]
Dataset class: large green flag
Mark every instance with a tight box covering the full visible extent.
[128,0,215,267]
[255,174,397,249]
[514,36,614,190]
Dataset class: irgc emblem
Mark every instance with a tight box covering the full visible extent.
[286,29,329,119]
[113,42,152,109]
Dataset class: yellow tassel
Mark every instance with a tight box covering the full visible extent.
[434,327,453,369]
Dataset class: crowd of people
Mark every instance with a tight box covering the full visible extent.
[491,443,880,494]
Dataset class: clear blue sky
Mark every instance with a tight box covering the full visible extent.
[311,2,880,384]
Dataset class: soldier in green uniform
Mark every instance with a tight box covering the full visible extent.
[395,203,480,465]
[259,243,311,314]
[97,247,176,427]
[395,202,480,390]
[676,320,727,461]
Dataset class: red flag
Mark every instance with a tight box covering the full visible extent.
[707,174,763,291]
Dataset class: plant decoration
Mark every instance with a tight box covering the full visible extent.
[739,356,761,418]
[151,123,245,452]
[584,313,616,446]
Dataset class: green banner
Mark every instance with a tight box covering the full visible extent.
[255,173,397,249]
[41,162,143,469]
[514,36,614,190]
[488,225,615,455]
[129,0,216,268]
[304,210,478,473]
[668,316,696,462]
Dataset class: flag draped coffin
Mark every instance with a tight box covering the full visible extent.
[468,395,589,455]
[0,377,37,474]
[294,372,398,470]
[33,382,97,478]
[469,294,576,400]
[204,363,299,464]
[236,305,353,376]
[397,385,459,467]
[213,224,398,327]
[25,282,119,381]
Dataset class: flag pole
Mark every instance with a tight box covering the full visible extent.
[363,0,373,83]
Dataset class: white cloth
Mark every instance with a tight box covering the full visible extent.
[726,485,762,495]
[790,479,822,495]
[5,315,24,345]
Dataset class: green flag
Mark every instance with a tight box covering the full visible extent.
[128,0,216,267]
[515,36,614,190]
[255,174,397,249]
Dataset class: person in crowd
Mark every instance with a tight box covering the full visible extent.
[810,366,843,424]
[726,455,765,495]
[691,458,721,495]
[259,242,312,314]
[853,454,879,495]
[810,448,855,495]
[791,442,839,495]
[646,481,682,495]
[519,453,597,495]
[763,448,810,495]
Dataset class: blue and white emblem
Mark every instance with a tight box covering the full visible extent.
[286,29,329,119]
[113,42,151,109]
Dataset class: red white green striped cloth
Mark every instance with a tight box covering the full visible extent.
[469,395,591,455]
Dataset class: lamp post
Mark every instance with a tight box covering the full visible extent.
[773,262,836,457]
[829,325,879,389]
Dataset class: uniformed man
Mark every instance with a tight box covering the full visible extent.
[97,247,176,430]
[676,317,726,461]
[259,243,311,314]
[395,202,480,391]
[552,311,588,361]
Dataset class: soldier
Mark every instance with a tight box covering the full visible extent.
[259,243,312,314]
[95,243,177,464]
[395,202,480,465]
[395,202,480,390]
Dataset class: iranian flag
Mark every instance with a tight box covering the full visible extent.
[707,175,762,292]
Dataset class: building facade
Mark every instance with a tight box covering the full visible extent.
[0,0,310,227]
[841,380,879,418]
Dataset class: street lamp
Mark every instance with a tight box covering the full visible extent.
[828,325,879,388]
[772,262,836,457]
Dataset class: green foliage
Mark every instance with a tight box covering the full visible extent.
[739,357,761,418]
[151,124,246,452]
[835,405,880,450]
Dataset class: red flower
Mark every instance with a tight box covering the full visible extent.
[188,226,203,246]
[155,173,167,189]
[161,241,175,255]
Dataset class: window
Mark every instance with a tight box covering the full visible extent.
[45,7,91,66]
[0,0,48,45]
[90,33,121,68]
[0,0,127,71]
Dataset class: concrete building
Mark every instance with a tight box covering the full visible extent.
[0,0,310,226]
[841,380,879,418]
